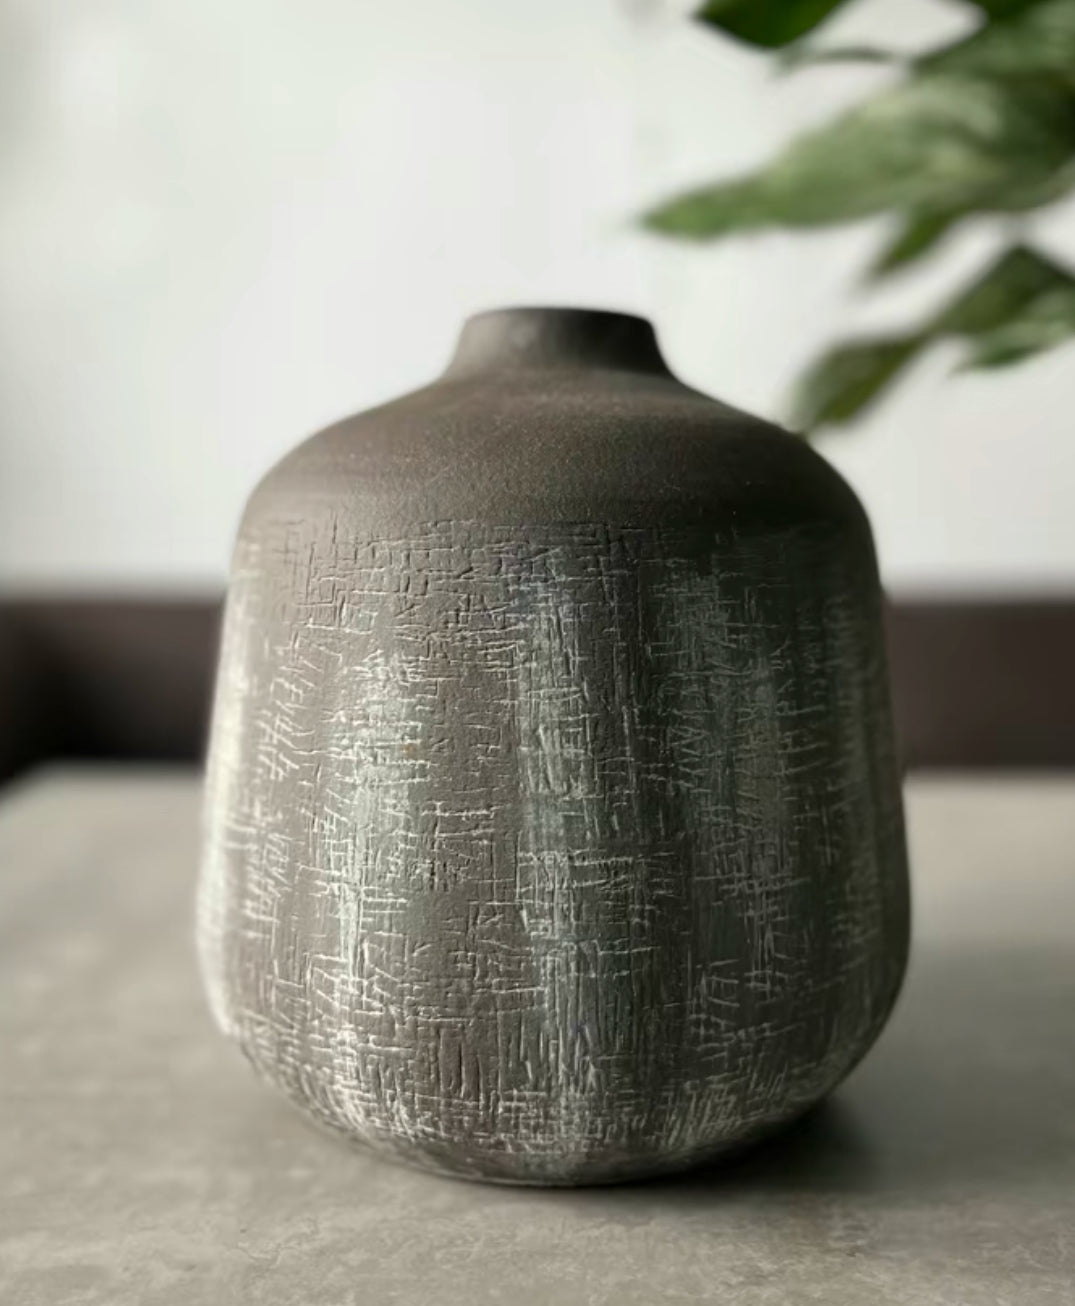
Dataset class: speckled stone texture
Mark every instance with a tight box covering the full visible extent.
[199,308,909,1184]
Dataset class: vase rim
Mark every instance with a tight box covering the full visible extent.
[444,306,673,379]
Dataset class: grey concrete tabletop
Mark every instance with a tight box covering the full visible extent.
[2,768,1074,1305]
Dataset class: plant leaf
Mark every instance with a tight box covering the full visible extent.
[960,0,1054,17]
[779,44,902,71]
[925,0,1075,89]
[694,0,854,48]
[798,245,1075,428]
[792,337,925,429]
[936,245,1075,366]
[934,245,1075,335]
[961,287,1075,366]
[870,211,962,277]
[644,74,1075,240]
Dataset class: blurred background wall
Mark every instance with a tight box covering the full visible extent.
[1,0,1073,595]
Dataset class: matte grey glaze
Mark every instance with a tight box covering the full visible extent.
[198,308,910,1185]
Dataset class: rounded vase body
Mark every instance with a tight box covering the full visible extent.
[199,308,909,1185]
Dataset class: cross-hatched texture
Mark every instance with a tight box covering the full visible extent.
[199,515,907,1184]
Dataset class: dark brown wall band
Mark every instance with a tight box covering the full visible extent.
[0,597,1073,780]
[0,600,221,780]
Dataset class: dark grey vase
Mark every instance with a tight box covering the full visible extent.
[199,307,909,1186]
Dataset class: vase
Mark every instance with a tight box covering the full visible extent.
[198,306,909,1185]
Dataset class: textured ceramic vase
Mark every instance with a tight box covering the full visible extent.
[199,307,909,1185]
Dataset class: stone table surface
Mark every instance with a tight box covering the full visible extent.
[2,768,1074,1306]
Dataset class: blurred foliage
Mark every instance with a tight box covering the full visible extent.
[646,0,1075,430]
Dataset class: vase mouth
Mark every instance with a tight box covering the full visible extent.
[444,306,673,379]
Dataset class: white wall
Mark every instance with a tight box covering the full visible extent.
[1,0,1073,594]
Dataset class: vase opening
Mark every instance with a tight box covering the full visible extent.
[445,306,672,379]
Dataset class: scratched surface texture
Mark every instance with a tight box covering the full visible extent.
[199,308,909,1184]
[200,512,907,1184]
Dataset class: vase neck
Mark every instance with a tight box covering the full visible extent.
[444,307,673,379]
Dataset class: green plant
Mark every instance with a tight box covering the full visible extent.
[644,0,1075,431]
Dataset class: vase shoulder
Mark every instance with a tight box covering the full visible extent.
[243,356,866,544]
